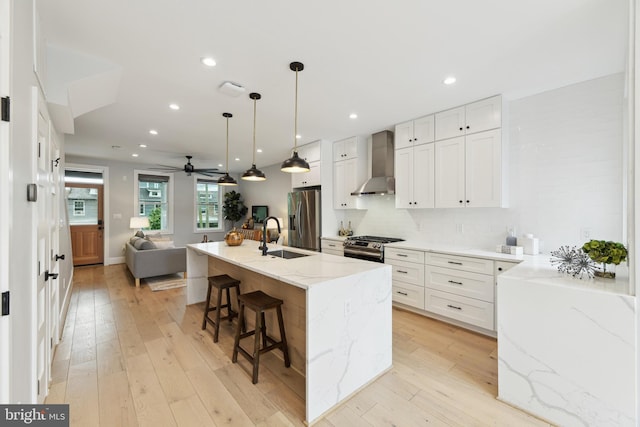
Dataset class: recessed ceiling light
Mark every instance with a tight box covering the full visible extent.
[235,157,240,161]
[256,148,263,153]
[349,113,358,119]
[149,129,158,135]
[201,57,216,67]
[132,153,139,157]
[443,76,457,85]
[169,103,180,110]
[139,144,147,148]
[218,163,223,167]
[296,134,301,139]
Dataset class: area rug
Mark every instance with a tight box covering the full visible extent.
[142,273,186,292]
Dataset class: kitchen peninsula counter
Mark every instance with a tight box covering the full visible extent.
[186,241,392,424]
[497,257,635,426]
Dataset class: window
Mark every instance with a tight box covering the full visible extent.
[73,200,85,216]
[135,171,173,233]
[195,179,222,230]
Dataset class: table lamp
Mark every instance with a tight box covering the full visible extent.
[130,216,150,236]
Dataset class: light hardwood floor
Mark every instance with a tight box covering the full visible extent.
[46,264,551,426]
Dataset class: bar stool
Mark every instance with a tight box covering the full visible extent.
[202,274,241,343]
[232,290,290,384]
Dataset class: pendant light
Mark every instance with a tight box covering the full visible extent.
[217,112,237,186]
[241,93,267,181]
[281,61,310,173]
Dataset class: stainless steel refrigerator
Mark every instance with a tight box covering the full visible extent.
[287,189,321,251]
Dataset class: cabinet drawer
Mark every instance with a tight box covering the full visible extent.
[425,289,494,330]
[388,259,424,286]
[392,282,425,310]
[385,248,425,264]
[425,266,494,302]
[322,249,343,257]
[495,260,519,276]
[321,239,344,251]
[425,252,493,275]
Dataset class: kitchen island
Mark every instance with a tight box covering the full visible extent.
[186,241,392,424]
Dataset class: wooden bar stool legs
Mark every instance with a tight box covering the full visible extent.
[232,290,290,384]
[202,274,241,343]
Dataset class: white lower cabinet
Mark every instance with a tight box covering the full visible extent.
[385,248,425,310]
[321,238,344,256]
[424,289,494,331]
[388,246,503,335]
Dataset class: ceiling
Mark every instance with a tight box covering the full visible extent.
[37,0,628,174]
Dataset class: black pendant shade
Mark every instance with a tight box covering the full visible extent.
[218,112,238,186]
[241,164,266,181]
[242,92,267,181]
[280,151,310,173]
[281,62,310,173]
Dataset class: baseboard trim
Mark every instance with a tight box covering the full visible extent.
[107,256,125,265]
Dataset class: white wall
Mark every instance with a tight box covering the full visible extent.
[342,73,625,253]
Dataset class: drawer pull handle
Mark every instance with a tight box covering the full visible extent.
[397,270,408,274]
[448,280,463,285]
[396,291,408,296]
[447,304,462,310]
[328,244,336,247]
[447,261,463,265]
[397,254,408,258]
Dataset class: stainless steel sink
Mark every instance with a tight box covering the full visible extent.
[266,250,310,259]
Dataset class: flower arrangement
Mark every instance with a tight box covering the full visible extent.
[550,246,596,279]
[581,240,627,278]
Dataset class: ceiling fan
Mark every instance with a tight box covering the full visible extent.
[150,155,222,177]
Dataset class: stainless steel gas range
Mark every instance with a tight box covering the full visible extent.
[343,235,404,263]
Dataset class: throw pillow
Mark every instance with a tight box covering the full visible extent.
[134,230,145,238]
[154,240,175,249]
[133,238,156,250]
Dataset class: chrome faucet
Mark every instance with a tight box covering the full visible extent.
[260,216,281,256]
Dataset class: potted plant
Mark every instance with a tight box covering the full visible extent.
[222,190,248,246]
[581,240,628,278]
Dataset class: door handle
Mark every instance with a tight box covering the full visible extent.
[44,271,58,281]
[55,254,65,261]
[97,219,103,225]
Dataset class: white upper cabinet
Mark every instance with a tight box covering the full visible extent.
[291,141,321,189]
[435,129,502,208]
[333,137,367,209]
[333,136,360,161]
[395,143,435,209]
[291,161,321,188]
[394,115,435,150]
[296,141,321,163]
[435,96,501,141]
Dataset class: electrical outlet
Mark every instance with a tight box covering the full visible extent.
[580,228,592,240]
[456,223,464,233]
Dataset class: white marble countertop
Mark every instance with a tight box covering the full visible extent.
[187,241,388,290]
[385,240,527,263]
[499,255,631,296]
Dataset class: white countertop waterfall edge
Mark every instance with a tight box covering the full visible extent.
[497,259,635,426]
[185,241,393,424]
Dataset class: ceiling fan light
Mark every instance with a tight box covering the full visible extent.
[281,151,310,173]
[217,173,238,186]
[242,164,266,181]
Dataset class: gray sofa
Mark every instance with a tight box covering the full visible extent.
[125,238,187,288]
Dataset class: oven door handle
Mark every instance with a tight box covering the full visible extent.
[344,248,383,260]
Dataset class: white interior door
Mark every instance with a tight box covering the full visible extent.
[0,0,11,404]
[35,89,51,403]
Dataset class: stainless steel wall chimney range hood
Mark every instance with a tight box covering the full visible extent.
[351,130,395,196]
